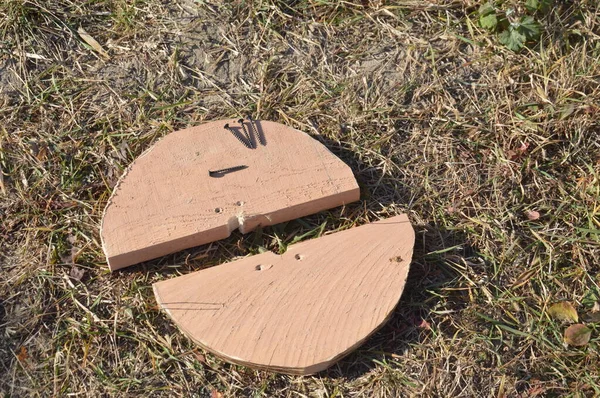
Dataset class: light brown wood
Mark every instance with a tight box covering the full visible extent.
[101,120,359,271]
[153,214,414,375]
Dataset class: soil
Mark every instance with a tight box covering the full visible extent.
[0,58,23,101]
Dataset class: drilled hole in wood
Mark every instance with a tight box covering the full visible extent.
[215,207,223,213]
[236,201,244,206]
[295,254,303,261]
[255,264,272,271]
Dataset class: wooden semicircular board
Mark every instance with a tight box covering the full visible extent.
[101,119,360,271]
[153,214,414,375]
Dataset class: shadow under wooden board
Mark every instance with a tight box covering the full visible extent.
[153,214,415,375]
[101,119,360,271]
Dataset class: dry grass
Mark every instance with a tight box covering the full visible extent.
[1,0,599,396]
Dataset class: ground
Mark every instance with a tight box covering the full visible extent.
[1,0,599,396]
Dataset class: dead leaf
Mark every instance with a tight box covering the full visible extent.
[35,145,48,161]
[508,142,530,161]
[78,27,109,59]
[526,379,546,397]
[418,318,432,330]
[584,302,600,322]
[535,85,551,104]
[210,390,224,398]
[517,142,530,153]
[69,266,85,281]
[525,210,541,220]
[193,350,206,364]
[585,312,600,323]
[564,324,592,346]
[527,385,546,397]
[559,104,575,120]
[16,346,28,363]
[548,302,578,323]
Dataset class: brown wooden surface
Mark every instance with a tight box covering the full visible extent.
[101,120,359,271]
[153,214,415,375]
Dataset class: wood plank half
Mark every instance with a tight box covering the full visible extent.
[101,120,360,270]
[153,214,414,375]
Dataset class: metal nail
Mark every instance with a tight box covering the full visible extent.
[224,123,251,149]
[209,165,248,177]
[247,115,265,146]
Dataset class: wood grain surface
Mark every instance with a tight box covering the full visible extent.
[153,214,415,375]
[101,120,360,270]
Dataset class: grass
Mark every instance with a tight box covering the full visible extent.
[1,0,599,396]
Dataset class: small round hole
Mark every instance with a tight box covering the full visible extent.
[295,254,303,261]
[236,201,244,206]
[215,207,223,213]
[255,264,272,271]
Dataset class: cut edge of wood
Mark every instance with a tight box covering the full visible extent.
[104,182,360,271]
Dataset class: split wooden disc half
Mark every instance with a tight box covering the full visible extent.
[153,214,414,375]
[101,120,360,270]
